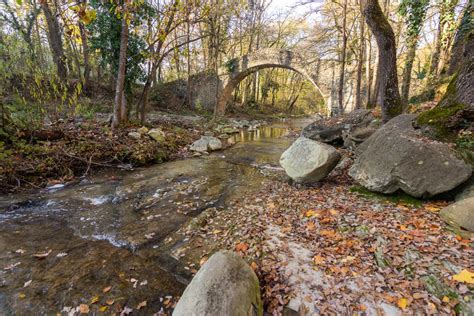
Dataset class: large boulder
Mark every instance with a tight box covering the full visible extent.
[349,115,472,197]
[173,251,262,316]
[190,136,223,153]
[280,137,341,184]
[440,197,474,232]
[302,109,376,144]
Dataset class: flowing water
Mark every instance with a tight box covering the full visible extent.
[0,118,313,314]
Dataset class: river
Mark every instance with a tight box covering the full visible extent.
[0,117,313,314]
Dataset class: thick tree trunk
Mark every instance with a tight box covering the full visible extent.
[112,0,129,128]
[401,37,417,107]
[337,0,348,114]
[362,0,402,122]
[417,34,473,137]
[447,2,473,75]
[40,0,67,80]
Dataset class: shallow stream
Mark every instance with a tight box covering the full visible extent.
[0,118,313,314]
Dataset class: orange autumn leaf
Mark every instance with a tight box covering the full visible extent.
[306,221,316,231]
[235,242,249,252]
[250,261,258,271]
[313,255,325,265]
[320,229,336,238]
[305,210,319,217]
[425,205,441,212]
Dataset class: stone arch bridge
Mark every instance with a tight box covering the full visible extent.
[215,49,333,116]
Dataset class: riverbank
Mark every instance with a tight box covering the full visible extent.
[0,111,288,193]
[0,113,203,193]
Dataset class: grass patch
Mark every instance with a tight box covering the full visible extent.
[349,185,423,207]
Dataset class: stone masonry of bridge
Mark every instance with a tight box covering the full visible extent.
[215,49,332,116]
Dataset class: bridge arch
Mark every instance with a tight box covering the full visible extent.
[215,49,330,116]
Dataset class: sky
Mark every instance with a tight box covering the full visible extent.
[268,0,324,19]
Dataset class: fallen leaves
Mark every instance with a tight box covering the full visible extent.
[33,249,52,259]
[79,304,89,314]
[453,269,474,284]
[313,255,325,265]
[137,300,147,309]
[235,242,249,253]
[175,176,473,315]
[4,262,21,270]
[305,210,319,218]
[397,297,408,309]
[102,286,111,293]
[98,306,108,312]
[105,299,115,306]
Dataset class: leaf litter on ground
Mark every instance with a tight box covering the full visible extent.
[170,160,474,315]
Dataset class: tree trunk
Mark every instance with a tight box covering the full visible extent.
[138,0,178,123]
[337,0,348,114]
[400,37,417,107]
[362,0,402,122]
[416,34,473,137]
[112,0,129,128]
[78,21,90,90]
[428,17,443,79]
[369,45,379,107]
[355,0,365,110]
[366,31,372,108]
[40,0,67,80]
[447,2,473,75]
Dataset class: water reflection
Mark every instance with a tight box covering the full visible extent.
[231,126,289,143]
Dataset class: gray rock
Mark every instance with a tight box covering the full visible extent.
[147,128,166,142]
[342,127,377,149]
[173,251,262,316]
[280,137,341,184]
[128,131,141,140]
[349,115,472,197]
[302,109,375,144]
[440,197,474,232]
[190,136,223,152]
[456,178,474,201]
